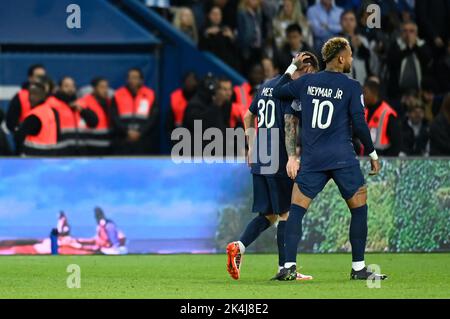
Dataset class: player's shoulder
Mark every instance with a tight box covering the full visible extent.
[262,75,282,88]
[343,76,362,90]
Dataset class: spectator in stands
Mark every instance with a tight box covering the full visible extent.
[275,23,313,72]
[401,100,429,156]
[0,109,11,155]
[415,0,450,57]
[397,89,419,120]
[237,0,265,74]
[386,21,432,99]
[339,9,371,84]
[429,94,450,156]
[261,56,278,81]
[6,64,47,135]
[182,74,218,156]
[433,39,450,94]
[363,79,402,156]
[111,68,159,155]
[357,3,396,80]
[273,0,312,49]
[199,6,241,71]
[47,77,98,156]
[307,0,343,53]
[167,71,199,132]
[217,77,244,129]
[16,82,60,156]
[205,0,239,30]
[234,62,264,113]
[183,76,244,156]
[420,78,444,123]
[76,77,112,156]
[173,7,199,44]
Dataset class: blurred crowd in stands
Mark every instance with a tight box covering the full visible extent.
[0,0,449,157]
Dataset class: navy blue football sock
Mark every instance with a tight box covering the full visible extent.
[349,205,368,262]
[277,220,287,267]
[239,214,271,248]
[285,204,307,264]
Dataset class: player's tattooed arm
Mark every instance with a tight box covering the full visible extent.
[244,110,257,166]
[285,114,300,179]
[284,114,299,157]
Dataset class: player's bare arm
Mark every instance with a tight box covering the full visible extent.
[244,110,256,166]
[284,114,300,179]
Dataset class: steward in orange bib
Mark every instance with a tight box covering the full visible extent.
[111,68,159,155]
[47,77,99,155]
[6,64,50,138]
[15,82,61,156]
[362,80,402,156]
[76,77,112,155]
[233,63,264,114]
[167,72,198,132]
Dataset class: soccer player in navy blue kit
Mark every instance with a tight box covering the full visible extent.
[273,38,387,281]
[226,52,319,281]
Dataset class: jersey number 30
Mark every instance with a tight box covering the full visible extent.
[312,99,334,129]
[257,99,275,128]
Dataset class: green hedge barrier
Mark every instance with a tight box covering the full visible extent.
[215,159,450,253]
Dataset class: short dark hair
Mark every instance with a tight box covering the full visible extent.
[128,68,144,79]
[216,76,233,91]
[340,9,356,21]
[91,77,108,88]
[364,79,380,97]
[301,51,320,71]
[217,76,231,84]
[285,23,303,37]
[58,76,75,87]
[183,71,198,82]
[27,64,45,77]
[28,81,46,93]
[36,74,54,93]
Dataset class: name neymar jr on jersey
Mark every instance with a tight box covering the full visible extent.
[307,86,343,100]
[263,85,344,100]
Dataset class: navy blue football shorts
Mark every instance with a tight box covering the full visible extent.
[296,164,365,200]
[252,174,293,215]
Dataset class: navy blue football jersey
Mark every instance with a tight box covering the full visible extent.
[248,76,292,177]
[274,71,363,172]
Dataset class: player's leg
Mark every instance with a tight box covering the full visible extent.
[347,185,368,272]
[276,211,289,272]
[274,203,313,281]
[275,171,329,281]
[264,176,293,273]
[226,174,275,280]
[332,165,387,280]
[281,183,311,279]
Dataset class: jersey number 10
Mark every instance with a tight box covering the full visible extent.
[257,99,275,128]
[312,99,334,129]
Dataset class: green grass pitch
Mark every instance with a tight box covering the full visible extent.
[0,253,449,298]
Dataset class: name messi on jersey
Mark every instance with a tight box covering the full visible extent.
[307,86,343,100]
[261,87,273,97]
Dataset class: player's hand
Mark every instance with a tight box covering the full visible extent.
[292,52,311,70]
[70,102,82,112]
[286,156,300,180]
[369,159,380,176]
[127,130,141,142]
[246,147,253,167]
